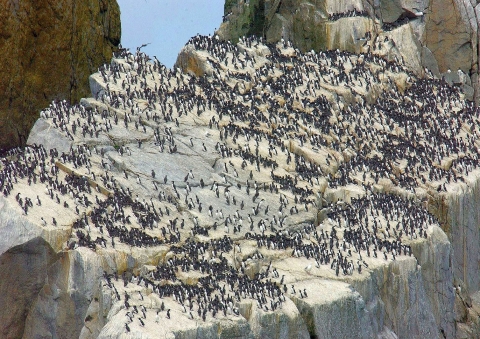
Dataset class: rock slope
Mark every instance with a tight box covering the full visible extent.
[0,0,121,150]
[0,35,479,338]
[217,0,480,102]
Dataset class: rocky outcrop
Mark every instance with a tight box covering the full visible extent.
[0,0,121,150]
[175,44,215,77]
[217,0,480,102]
[2,35,480,338]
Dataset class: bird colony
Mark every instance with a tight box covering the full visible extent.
[1,33,479,338]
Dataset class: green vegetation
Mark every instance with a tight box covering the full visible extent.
[224,0,266,43]
[249,0,266,37]
[224,0,238,14]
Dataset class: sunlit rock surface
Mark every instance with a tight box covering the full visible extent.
[1,34,480,338]
[218,0,480,102]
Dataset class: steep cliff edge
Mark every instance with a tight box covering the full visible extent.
[0,0,121,150]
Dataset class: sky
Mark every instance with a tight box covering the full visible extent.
[117,0,225,69]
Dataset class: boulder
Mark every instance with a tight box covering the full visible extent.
[378,0,429,23]
[175,44,215,77]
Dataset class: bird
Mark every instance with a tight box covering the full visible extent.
[138,42,151,50]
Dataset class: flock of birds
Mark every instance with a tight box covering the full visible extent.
[328,9,369,21]
[1,29,479,333]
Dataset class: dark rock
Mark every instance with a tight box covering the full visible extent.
[0,0,121,150]
[0,237,59,339]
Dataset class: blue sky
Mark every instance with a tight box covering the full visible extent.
[117,0,225,69]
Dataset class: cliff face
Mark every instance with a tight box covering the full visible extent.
[217,0,480,102]
[2,1,480,338]
[0,32,475,338]
[0,0,121,150]
[0,238,59,339]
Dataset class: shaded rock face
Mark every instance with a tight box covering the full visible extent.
[217,0,480,102]
[22,248,104,339]
[0,0,121,150]
[424,0,475,74]
[0,237,103,339]
[0,237,59,339]
[446,177,480,292]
